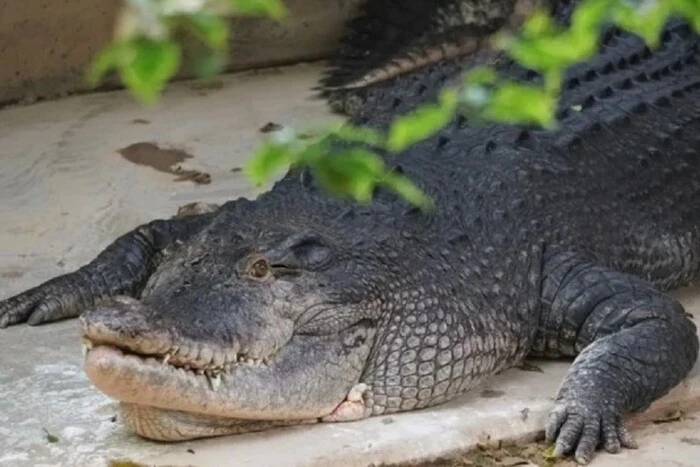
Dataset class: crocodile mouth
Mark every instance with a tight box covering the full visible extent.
[82,343,322,440]
[78,296,364,440]
[81,333,273,395]
[80,324,335,421]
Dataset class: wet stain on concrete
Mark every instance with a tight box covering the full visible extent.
[480,389,506,399]
[117,142,211,184]
[260,122,284,133]
[1,270,24,279]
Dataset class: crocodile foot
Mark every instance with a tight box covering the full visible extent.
[0,287,80,328]
[546,396,638,465]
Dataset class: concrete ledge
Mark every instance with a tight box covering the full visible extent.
[0,63,699,467]
[0,0,362,106]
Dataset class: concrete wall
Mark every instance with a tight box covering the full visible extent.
[0,0,363,106]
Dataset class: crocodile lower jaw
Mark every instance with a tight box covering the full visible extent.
[119,402,317,441]
[82,344,344,437]
[84,345,284,420]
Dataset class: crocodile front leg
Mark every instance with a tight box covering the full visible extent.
[532,252,699,464]
[0,213,215,328]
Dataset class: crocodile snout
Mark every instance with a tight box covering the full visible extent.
[80,296,174,356]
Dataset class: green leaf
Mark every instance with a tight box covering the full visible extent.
[187,13,229,49]
[484,82,557,128]
[87,41,133,86]
[387,89,458,152]
[313,149,385,202]
[193,50,228,80]
[541,444,557,460]
[117,38,181,104]
[522,8,558,38]
[382,172,433,212]
[465,66,498,86]
[612,0,670,47]
[332,124,385,147]
[245,141,294,186]
[229,0,288,20]
[508,32,598,72]
[670,0,700,31]
[569,0,612,35]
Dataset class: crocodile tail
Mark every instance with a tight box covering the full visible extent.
[316,0,535,116]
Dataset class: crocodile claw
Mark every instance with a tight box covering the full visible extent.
[546,398,638,464]
[0,279,84,328]
[0,290,41,328]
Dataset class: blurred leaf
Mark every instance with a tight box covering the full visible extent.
[382,172,433,212]
[313,149,385,202]
[245,141,294,186]
[120,38,181,104]
[485,82,557,128]
[187,12,229,49]
[387,89,458,152]
[192,50,228,80]
[522,8,558,38]
[612,0,670,47]
[230,0,287,20]
[466,66,498,85]
[333,124,385,147]
[87,41,134,86]
[670,0,700,30]
[87,37,181,103]
[509,32,597,72]
[541,444,557,460]
[569,0,611,35]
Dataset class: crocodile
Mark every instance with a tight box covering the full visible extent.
[2,1,700,465]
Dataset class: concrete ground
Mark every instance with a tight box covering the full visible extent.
[1,63,699,467]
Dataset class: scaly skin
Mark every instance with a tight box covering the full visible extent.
[1,6,700,466]
[319,0,554,116]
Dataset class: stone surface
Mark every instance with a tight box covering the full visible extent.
[0,63,699,467]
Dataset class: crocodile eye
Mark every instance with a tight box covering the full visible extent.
[249,259,270,279]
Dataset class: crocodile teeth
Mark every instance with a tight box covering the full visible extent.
[207,372,221,391]
[162,353,172,364]
[347,383,368,402]
[81,339,93,357]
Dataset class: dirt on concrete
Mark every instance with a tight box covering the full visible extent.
[381,439,577,467]
[118,142,211,184]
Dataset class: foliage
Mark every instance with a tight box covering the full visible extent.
[87,0,287,103]
[88,0,700,207]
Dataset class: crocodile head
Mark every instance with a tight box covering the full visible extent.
[80,220,382,441]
